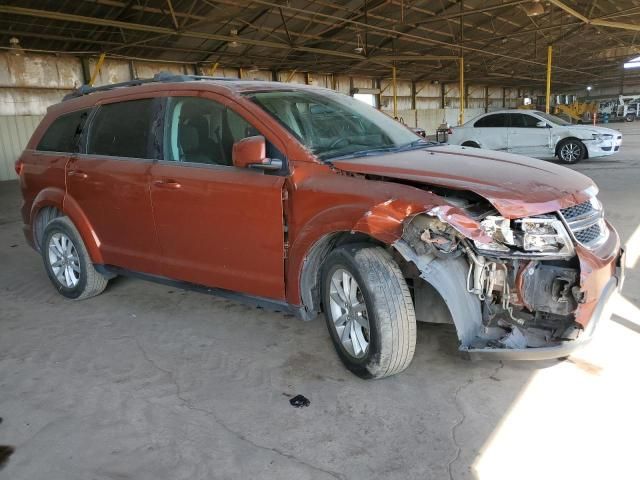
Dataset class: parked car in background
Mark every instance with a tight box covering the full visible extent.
[16,75,623,379]
[448,109,622,163]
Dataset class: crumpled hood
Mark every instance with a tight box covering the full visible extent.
[332,144,597,218]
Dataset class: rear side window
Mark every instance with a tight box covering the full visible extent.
[474,114,507,128]
[87,99,155,159]
[37,109,90,153]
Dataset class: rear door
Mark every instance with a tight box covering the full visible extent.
[472,113,508,150]
[507,113,553,158]
[149,94,286,300]
[66,97,163,274]
[24,108,91,247]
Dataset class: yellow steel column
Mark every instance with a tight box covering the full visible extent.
[392,65,398,118]
[88,53,106,86]
[546,45,552,114]
[459,56,464,125]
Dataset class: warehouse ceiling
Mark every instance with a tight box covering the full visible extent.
[1,0,640,87]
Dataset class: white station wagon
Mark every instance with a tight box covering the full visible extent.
[448,109,622,164]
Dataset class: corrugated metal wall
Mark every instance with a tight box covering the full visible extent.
[0,51,544,181]
[0,115,43,181]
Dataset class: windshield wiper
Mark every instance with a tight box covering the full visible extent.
[324,139,435,162]
[395,139,435,151]
[326,146,399,161]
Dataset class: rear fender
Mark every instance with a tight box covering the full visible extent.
[30,187,65,225]
[61,195,104,264]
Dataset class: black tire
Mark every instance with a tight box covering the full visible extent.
[34,206,61,250]
[625,113,635,122]
[556,138,586,164]
[461,141,480,148]
[41,217,108,300]
[321,244,416,379]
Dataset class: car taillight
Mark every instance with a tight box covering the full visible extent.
[14,158,24,176]
[447,128,453,135]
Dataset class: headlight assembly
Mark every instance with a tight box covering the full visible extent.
[518,217,574,256]
[474,215,574,257]
[592,133,613,143]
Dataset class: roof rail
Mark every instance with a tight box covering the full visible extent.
[62,71,238,101]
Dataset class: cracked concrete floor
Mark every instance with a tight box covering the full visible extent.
[1,123,640,480]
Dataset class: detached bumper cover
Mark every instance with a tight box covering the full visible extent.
[463,248,624,361]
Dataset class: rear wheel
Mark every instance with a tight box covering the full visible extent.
[625,113,635,122]
[557,139,586,164]
[322,245,416,379]
[42,217,108,300]
[461,141,480,148]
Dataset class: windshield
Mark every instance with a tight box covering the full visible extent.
[535,111,572,126]
[247,89,423,161]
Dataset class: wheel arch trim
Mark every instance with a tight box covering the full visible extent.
[60,195,105,264]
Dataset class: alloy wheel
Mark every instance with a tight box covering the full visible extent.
[328,269,370,358]
[48,232,81,288]
[560,142,581,163]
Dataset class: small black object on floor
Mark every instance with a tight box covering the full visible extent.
[0,445,14,469]
[289,394,310,408]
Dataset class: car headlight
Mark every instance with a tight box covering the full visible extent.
[474,215,574,256]
[593,133,613,143]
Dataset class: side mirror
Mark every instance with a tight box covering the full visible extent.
[232,136,283,171]
[536,121,548,128]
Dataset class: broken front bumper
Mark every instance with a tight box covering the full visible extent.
[464,247,624,361]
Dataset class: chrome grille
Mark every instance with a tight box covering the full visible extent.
[574,223,601,244]
[560,201,593,219]
[558,199,608,248]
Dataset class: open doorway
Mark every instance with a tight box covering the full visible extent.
[353,93,376,107]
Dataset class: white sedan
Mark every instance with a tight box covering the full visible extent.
[448,109,622,163]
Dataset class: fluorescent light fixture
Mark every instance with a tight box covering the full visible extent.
[624,55,640,69]
[524,1,544,16]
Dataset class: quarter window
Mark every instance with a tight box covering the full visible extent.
[474,114,508,128]
[163,97,260,165]
[87,99,155,159]
[36,109,91,153]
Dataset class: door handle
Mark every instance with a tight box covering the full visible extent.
[68,169,88,179]
[153,179,182,189]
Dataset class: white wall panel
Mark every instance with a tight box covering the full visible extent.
[0,89,69,116]
[0,115,43,181]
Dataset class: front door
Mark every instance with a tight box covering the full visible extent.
[66,97,163,274]
[149,95,286,300]
[507,113,553,158]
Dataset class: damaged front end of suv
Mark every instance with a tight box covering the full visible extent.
[392,194,623,359]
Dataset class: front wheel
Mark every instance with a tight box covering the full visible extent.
[322,245,416,379]
[557,139,586,164]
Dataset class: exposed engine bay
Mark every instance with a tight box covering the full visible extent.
[394,192,588,352]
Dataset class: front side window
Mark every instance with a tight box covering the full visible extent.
[163,97,260,165]
[535,111,571,126]
[509,113,540,128]
[37,108,91,153]
[247,89,422,161]
[87,99,155,159]
[474,114,508,128]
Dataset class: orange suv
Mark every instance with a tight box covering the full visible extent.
[17,73,623,378]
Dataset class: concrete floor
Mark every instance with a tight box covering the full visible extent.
[1,124,639,480]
